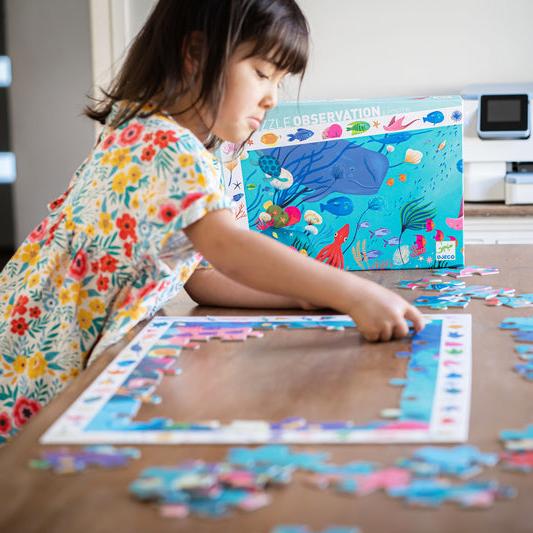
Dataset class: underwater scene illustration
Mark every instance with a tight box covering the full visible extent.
[221,97,464,271]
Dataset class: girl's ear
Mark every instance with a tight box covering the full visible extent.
[183,31,205,77]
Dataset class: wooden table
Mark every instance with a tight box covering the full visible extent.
[1,245,532,533]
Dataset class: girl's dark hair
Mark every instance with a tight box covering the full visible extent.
[85,0,309,148]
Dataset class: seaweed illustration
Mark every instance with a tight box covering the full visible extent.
[397,197,437,264]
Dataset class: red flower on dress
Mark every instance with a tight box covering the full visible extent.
[181,192,204,210]
[0,412,12,434]
[13,397,41,428]
[154,129,178,149]
[138,281,157,299]
[158,203,179,224]
[140,145,156,162]
[11,317,29,336]
[116,213,137,241]
[91,261,100,274]
[69,249,89,280]
[13,295,29,316]
[100,254,118,273]
[101,134,116,150]
[28,219,48,243]
[97,275,109,292]
[143,133,153,142]
[118,123,144,146]
[45,213,65,246]
[124,241,133,258]
[29,306,41,319]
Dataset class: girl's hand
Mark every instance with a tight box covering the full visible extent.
[346,279,425,342]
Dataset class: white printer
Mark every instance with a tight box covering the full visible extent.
[461,83,533,204]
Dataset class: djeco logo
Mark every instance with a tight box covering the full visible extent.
[436,240,456,261]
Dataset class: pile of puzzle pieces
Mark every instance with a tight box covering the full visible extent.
[397,265,533,309]
[500,424,533,473]
[29,445,141,474]
[128,443,523,517]
[500,315,533,381]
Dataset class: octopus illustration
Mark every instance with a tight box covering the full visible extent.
[315,223,350,269]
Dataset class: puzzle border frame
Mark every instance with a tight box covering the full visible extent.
[41,314,472,445]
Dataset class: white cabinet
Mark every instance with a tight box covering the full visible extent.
[465,217,533,244]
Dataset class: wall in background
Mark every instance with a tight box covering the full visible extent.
[6,0,94,245]
[124,0,533,100]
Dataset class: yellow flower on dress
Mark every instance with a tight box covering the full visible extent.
[70,367,80,377]
[54,275,64,289]
[27,352,48,380]
[85,224,96,238]
[78,309,93,330]
[58,288,71,305]
[20,243,41,266]
[147,204,157,217]
[178,153,194,167]
[28,273,41,288]
[89,298,105,315]
[4,304,12,319]
[65,219,76,231]
[13,356,27,375]
[99,212,113,235]
[101,152,113,166]
[127,165,142,184]
[110,148,131,169]
[131,193,140,210]
[112,172,128,194]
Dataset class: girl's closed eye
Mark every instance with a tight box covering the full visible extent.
[255,68,269,80]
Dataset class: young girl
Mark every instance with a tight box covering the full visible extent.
[0,0,424,442]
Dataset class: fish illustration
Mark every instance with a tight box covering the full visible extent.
[260,132,279,145]
[435,229,444,241]
[364,249,382,260]
[383,115,418,132]
[383,237,400,247]
[316,224,350,269]
[437,140,447,151]
[246,183,257,191]
[320,196,354,217]
[425,218,435,231]
[346,121,371,135]
[287,128,314,142]
[423,111,445,125]
[322,123,343,139]
[232,193,244,202]
[359,221,371,229]
[370,227,390,238]
[386,178,395,186]
[399,174,407,182]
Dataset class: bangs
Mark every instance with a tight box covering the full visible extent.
[240,6,309,76]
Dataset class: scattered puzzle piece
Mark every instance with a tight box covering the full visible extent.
[397,445,498,478]
[388,478,516,508]
[500,451,533,473]
[413,295,470,310]
[29,446,140,474]
[432,265,499,278]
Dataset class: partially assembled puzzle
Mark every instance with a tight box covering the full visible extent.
[41,314,472,445]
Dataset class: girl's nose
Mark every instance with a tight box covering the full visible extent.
[261,86,278,110]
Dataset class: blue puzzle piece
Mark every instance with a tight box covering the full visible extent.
[227,445,329,471]
[398,445,498,478]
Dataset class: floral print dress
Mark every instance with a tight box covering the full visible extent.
[0,102,232,442]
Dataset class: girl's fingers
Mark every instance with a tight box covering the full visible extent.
[379,323,393,342]
[405,305,425,332]
[393,320,409,339]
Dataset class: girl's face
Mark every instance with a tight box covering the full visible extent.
[212,45,288,143]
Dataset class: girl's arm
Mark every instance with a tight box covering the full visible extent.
[183,209,425,342]
[185,267,318,309]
